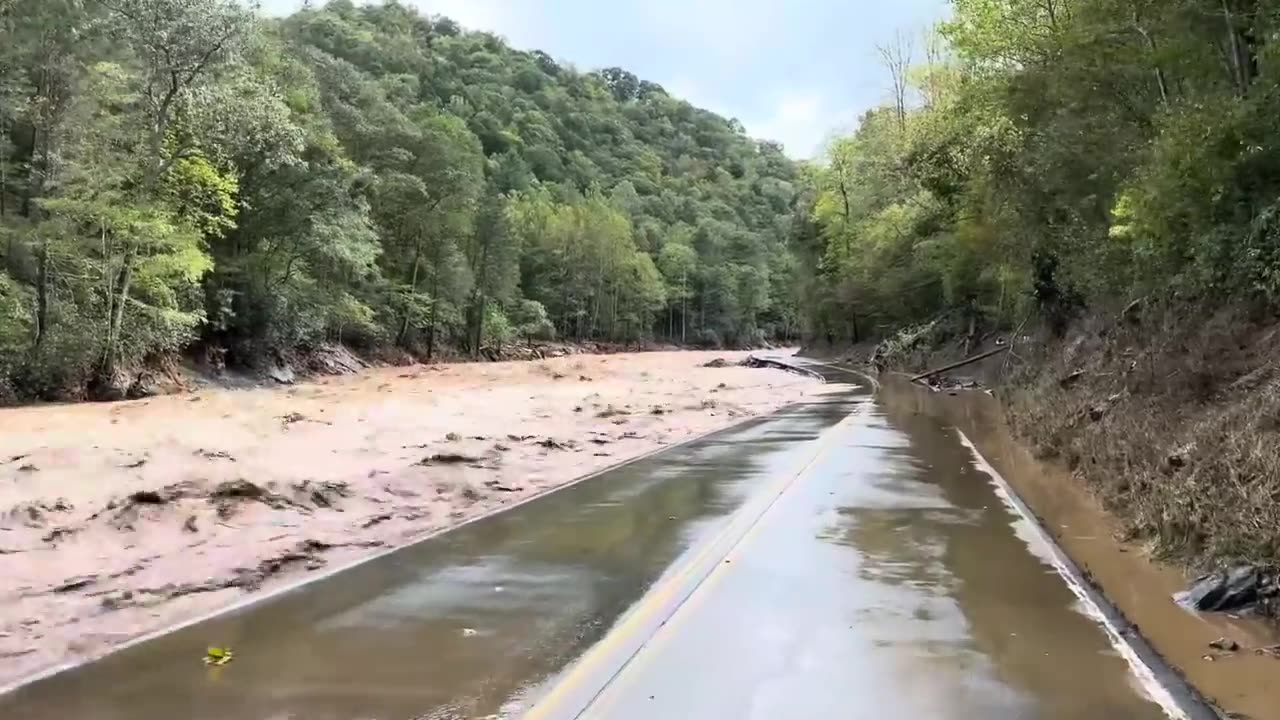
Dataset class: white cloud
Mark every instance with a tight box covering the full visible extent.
[745,91,845,160]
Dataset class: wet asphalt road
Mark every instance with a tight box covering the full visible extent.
[1,364,1178,720]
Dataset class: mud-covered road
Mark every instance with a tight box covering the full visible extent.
[1,360,1212,720]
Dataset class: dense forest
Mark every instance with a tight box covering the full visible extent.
[800,0,1280,346]
[0,0,802,400]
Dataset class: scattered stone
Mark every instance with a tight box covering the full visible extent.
[507,434,535,442]
[579,375,593,382]
[267,364,296,385]
[281,412,306,426]
[445,432,462,442]
[183,515,199,533]
[17,464,37,473]
[461,628,478,637]
[6,454,29,464]
[494,444,511,452]
[702,358,731,368]
[195,449,236,461]
[53,575,98,593]
[650,406,667,415]
[483,481,523,493]
[595,405,629,419]
[122,457,148,469]
[537,438,572,451]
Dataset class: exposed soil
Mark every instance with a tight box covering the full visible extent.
[0,351,821,687]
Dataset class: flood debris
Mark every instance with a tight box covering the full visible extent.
[1176,566,1277,613]
[1209,637,1240,652]
[419,452,484,465]
[52,575,97,594]
[360,513,393,529]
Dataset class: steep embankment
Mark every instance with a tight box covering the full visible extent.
[863,304,1280,581]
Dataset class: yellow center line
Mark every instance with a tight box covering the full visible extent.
[523,399,865,720]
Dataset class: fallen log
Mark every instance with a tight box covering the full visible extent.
[910,345,1010,383]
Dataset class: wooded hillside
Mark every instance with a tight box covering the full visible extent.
[0,0,803,400]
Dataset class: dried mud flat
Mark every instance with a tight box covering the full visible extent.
[0,351,822,686]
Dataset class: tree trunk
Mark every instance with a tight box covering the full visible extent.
[849,305,860,343]
[34,239,49,348]
[1221,0,1252,96]
[425,244,443,361]
[103,252,134,380]
[681,271,688,344]
[396,245,423,348]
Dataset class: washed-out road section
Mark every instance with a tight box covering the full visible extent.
[0,363,1192,719]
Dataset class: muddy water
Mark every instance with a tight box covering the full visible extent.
[0,366,1224,720]
[879,374,1280,720]
[553,369,1182,719]
[0,397,853,720]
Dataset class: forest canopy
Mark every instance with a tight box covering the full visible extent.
[0,0,804,400]
[799,0,1280,345]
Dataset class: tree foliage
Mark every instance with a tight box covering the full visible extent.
[801,0,1280,343]
[0,0,803,399]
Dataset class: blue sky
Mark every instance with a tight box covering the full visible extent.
[259,0,949,158]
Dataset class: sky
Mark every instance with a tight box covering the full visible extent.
[259,0,950,159]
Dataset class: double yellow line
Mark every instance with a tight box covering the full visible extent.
[523,402,864,720]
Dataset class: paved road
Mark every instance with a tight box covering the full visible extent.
[1,364,1192,720]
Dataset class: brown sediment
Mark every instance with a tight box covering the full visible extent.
[879,375,1280,720]
[0,350,821,687]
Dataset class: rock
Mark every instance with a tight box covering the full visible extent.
[267,364,296,385]
[445,432,462,442]
[127,373,160,399]
[183,515,199,533]
[702,358,731,368]
[1209,637,1240,652]
[1176,566,1266,612]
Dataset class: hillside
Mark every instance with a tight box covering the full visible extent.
[0,0,802,401]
